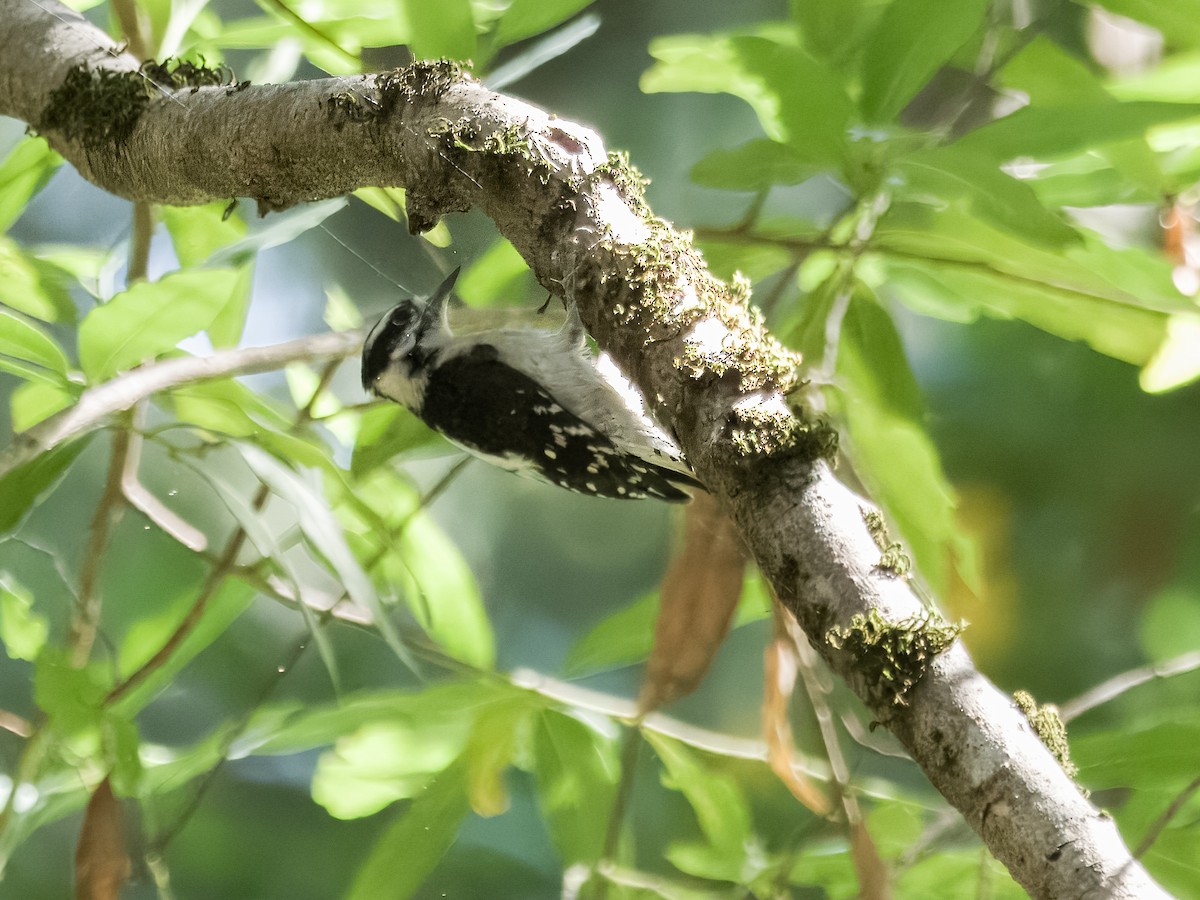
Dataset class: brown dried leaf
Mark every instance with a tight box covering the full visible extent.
[764,628,833,816]
[850,818,894,900]
[75,776,131,900]
[638,492,746,712]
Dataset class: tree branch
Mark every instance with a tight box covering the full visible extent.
[0,1,1168,896]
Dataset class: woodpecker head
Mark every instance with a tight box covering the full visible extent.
[361,267,460,409]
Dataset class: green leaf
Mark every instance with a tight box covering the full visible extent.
[208,198,347,265]
[344,760,470,900]
[533,710,619,865]
[893,145,1080,247]
[0,436,93,533]
[858,0,990,122]
[112,579,257,715]
[393,507,494,669]
[464,697,532,816]
[161,201,247,267]
[645,731,753,882]
[237,444,418,674]
[457,238,534,308]
[0,575,49,661]
[312,714,473,818]
[353,186,405,221]
[10,380,77,432]
[324,284,364,332]
[564,591,659,677]
[791,0,876,66]
[955,102,1200,162]
[691,139,820,191]
[1089,0,1200,49]
[207,260,256,348]
[1075,720,1200,789]
[0,309,70,375]
[249,682,517,756]
[188,456,342,693]
[0,137,61,232]
[77,268,242,381]
[351,404,444,476]
[875,203,1190,364]
[399,0,476,61]
[493,0,593,48]
[832,288,965,594]
[1140,587,1200,662]
[34,647,108,735]
[169,377,292,438]
[0,237,77,323]
[642,33,852,165]
[1142,315,1200,393]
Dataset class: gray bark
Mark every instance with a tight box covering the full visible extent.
[0,0,1170,896]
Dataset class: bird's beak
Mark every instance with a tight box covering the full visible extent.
[417,266,460,334]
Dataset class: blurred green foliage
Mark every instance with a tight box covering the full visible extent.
[2,0,1200,897]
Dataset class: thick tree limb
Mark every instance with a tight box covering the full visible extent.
[0,1,1169,896]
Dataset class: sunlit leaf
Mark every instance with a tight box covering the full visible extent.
[161,201,247,267]
[956,102,1200,162]
[0,574,49,661]
[893,145,1079,247]
[564,591,658,677]
[457,237,534,307]
[1089,0,1200,49]
[858,0,990,122]
[78,268,242,381]
[0,308,70,375]
[394,507,494,669]
[351,404,444,476]
[34,647,108,735]
[0,237,77,323]
[0,137,61,232]
[312,714,472,818]
[832,288,968,594]
[643,33,852,166]
[11,380,78,432]
[533,710,619,865]
[344,761,470,900]
[1141,314,1200,393]
[646,731,753,882]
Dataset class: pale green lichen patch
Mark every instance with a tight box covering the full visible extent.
[1013,690,1077,777]
[730,405,838,461]
[827,608,963,707]
[862,508,912,577]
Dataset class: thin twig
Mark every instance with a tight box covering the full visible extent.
[592,723,643,899]
[1134,776,1200,859]
[69,426,133,667]
[1060,650,1200,722]
[0,330,364,479]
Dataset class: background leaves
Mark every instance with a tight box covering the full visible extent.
[2,0,1200,897]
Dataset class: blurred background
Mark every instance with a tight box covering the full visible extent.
[2,0,1200,896]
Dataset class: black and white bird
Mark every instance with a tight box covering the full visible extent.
[361,268,702,501]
